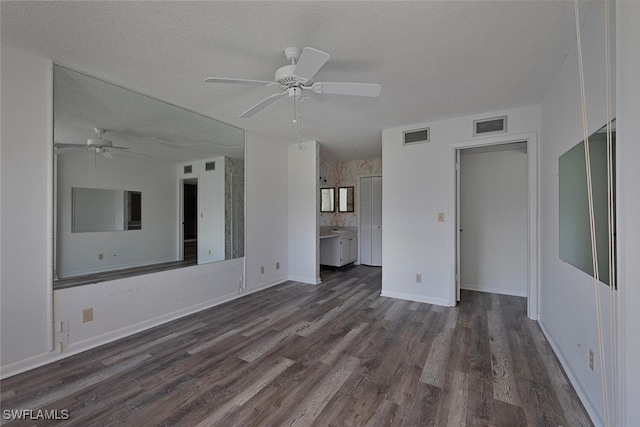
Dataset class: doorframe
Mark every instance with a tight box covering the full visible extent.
[179,178,198,262]
[450,132,538,320]
[358,174,382,267]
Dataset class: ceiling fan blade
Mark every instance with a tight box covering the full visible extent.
[311,82,381,97]
[54,142,86,149]
[239,91,286,118]
[293,47,330,81]
[110,147,150,157]
[204,77,276,86]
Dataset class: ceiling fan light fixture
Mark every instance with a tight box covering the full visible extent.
[204,46,380,119]
[87,138,113,147]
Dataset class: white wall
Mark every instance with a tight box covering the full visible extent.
[57,151,178,277]
[616,1,639,425]
[460,148,528,297]
[381,105,540,306]
[288,141,319,284]
[53,258,243,354]
[244,131,289,292]
[538,3,616,425]
[0,46,292,378]
[1,45,53,367]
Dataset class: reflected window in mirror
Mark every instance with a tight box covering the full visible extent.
[53,65,245,288]
[321,188,335,212]
[338,186,354,212]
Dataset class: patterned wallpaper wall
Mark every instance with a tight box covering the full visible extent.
[225,157,245,259]
[319,158,382,226]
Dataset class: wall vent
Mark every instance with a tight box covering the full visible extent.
[474,116,507,136]
[183,165,193,174]
[205,161,216,171]
[403,127,430,145]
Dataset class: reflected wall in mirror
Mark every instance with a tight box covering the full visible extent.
[54,65,245,287]
[320,188,335,212]
[72,188,141,232]
[338,186,354,212]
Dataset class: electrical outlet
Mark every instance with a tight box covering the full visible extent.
[260,266,265,274]
[98,253,104,260]
[416,274,422,283]
[276,262,280,270]
[589,350,594,371]
[82,308,93,323]
[208,249,211,255]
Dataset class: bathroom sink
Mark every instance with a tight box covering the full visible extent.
[330,228,352,234]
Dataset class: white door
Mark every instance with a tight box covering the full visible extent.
[455,150,461,302]
[371,176,382,265]
[360,175,382,266]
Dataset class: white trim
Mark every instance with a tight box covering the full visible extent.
[461,284,527,298]
[381,290,451,307]
[449,131,539,320]
[245,276,288,294]
[46,60,55,352]
[288,275,321,285]
[539,320,603,427]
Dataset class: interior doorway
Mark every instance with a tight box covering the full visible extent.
[182,179,198,263]
[457,142,528,300]
[452,132,538,319]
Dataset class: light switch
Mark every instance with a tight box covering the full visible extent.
[438,212,445,222]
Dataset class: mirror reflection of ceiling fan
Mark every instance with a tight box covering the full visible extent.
[205,47,381,121]
[54,128,144,159]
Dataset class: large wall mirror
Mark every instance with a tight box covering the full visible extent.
[559,120,616,287]
[54,65,245,288]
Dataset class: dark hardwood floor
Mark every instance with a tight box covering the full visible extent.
[1,265,592,426]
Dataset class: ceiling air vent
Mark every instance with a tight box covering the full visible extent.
[403,127,430,146]
[205,161,216,171]
[184,165,193,174]
[474,116,507,136]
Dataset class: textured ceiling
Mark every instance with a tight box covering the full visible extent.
[1,1,591,160]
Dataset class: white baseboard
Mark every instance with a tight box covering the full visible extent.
[461,283,527,298]
[380,290,451,307]
[1,277,289,380]
[538,320,603,427]
[244,277,288,294]
[288,275,321,285]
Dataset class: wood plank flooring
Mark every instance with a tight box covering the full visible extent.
[1,265,592,426]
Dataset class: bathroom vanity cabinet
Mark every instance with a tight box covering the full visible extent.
[320,232,358,267]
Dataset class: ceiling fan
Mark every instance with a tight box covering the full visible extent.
[54,128,132,159]
[205,47,381,120]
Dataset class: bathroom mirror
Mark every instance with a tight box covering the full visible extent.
[54,65,245,287]
[72,187,141,232]
[320,188,336,212]
[338,186,355,212]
